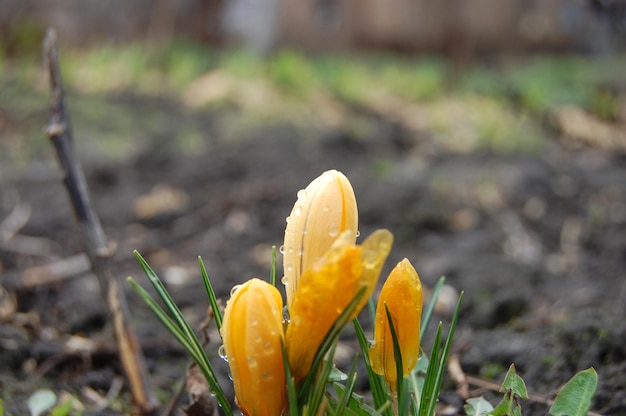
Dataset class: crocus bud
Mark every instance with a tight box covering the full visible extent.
[221,278,286,416]
[283,169,358,312]
[369,258,423,391]
[286,229,393,381]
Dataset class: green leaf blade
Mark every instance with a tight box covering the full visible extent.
[549,368,598,416]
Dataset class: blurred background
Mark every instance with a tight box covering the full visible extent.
[1,1,626,415]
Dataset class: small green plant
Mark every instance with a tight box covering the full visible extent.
[465,365,597,416]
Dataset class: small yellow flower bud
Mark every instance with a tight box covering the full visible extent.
[369,258,423,391]
[286,229,393,381]
[221,278,286,416]
[283,170,358,312]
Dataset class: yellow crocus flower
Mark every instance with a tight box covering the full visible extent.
[370,258,423,391]
[286,229,393,381]
[221,278,286,416]
[283,169,358,312]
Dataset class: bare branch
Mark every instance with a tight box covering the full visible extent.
[43,28,159,414]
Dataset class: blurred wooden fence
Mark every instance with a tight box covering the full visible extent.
[1,0,622,54]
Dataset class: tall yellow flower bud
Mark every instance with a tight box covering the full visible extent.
[221,278,286,416]
[283,169,358,312]
[286,229,393,381]
[369,258,423,391]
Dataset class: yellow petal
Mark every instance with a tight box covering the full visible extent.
[369,258,423,391]
[283,170,358,312]
[221,278,286,416]
[286,229,393,381]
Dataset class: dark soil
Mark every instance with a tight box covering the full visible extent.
[1,91,625,415]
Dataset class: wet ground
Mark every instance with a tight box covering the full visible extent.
[1,82,625,415]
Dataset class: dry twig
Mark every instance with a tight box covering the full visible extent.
[43,29,159,414]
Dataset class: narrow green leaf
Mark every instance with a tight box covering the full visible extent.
[131,252,233,415]
[353,318,391,415]
[129,277,231,412]
[198,256,223,333]
[270,245,278,287]
[549,368,598,416]
[408,352,430,413]
[385,304,407,416]
[334,358,359,415]
[333,383,380,416]
[282,340,299,416]
[420,276,445,341]
[308,342,339,413]
[464,397,494,416]
[418,323,442,416]
[500,364,528,399]
[128,278,201,360]
[427,291,464,416]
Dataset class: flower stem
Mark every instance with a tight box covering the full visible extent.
[391,391,399,416]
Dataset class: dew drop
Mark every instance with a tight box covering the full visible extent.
[246,356,258,368]
[251,318,258,327]
[322,204,330,212]
[285,216,291,224]
[328,222,339,237]
[286,263,293,272]
[230,284,242,296]
[297,189,307,200]
[262,371,272,380]
[355,230,361,238]
[281,275,288,285]
[279,245,285,254]
[218,345,228,362]
[263,341,275,354]
[294,206,302,216]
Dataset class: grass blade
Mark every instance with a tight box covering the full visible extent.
[198,256,223,332]
[334,358,359,415]
[418,323,442,416]
[132,251,233,415]
[353,318,390,415]
[282,339,299,416]
[420,276,445,342]
[385,304,407,416]
[427,292,463,416]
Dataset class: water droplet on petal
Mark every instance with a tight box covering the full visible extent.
[218,345,228,362]
[279,245,285,254]
[297,189,307,200]
[294,206,302,216]
[328,222,339,237]
[286,216,291,224]
[263,341,274,354]
[355,230,361,238]
[230,284,242,296]
[246,356,258,367]
[281,275,288,285]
